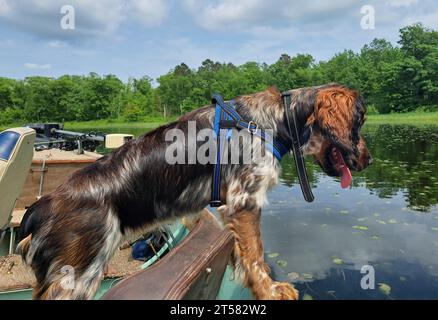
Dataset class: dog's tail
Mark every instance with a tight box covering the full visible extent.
[17,196,122,300]
[17,201,44,264]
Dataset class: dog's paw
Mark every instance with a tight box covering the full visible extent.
[270,281,299,300]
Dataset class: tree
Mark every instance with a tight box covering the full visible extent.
[123,101,142,122]
[396,24,438,111]
[157,64,195,116]
[1,23,438,126]
[267,54,317,91]
[321,50,361,89]
[0,78,15,111]
[379,57,423,113]
[399,23,438,61]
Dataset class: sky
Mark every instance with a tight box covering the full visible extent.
[0,0,437,82]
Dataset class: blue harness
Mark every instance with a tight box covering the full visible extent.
[210,94,289,207]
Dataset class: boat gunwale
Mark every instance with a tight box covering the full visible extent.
[31,159,97,164]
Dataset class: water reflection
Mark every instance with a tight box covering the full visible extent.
[264,124,438,299]
[280,125,438,211]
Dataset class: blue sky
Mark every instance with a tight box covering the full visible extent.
[0,0,436,82]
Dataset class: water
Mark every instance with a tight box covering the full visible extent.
[73,123,438,300]
[265,124,438,300]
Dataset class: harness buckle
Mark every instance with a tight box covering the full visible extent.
[210,200,222,207]
[247,121,258,135]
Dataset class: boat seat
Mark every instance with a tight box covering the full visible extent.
[9,209,27,228]
[0,127,36,253]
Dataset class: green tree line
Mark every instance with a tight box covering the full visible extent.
[0,24,437,124]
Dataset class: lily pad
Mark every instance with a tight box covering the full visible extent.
[277,260,288,268]
[388,219,397,224]
[333,258,343,265]
[431,227,438,232]
[339,210,349,215]
[302,273,313,280]
[302,293,313,300]
[287,272,300,281]
[378,283,391,296]
[400,276,406,282]
[320,224,328,228]
[377,220,386,225]
[352,225,369,231]
[268,253,279,258]
[371,235,380,240]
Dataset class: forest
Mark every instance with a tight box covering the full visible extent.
[0,24,437,124]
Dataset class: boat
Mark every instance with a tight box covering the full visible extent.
[0,125,253,300]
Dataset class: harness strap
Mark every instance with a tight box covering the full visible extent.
[213,94,288,159]
[210,94,288,207]
[282,93,314,202]
[210,103,223,207]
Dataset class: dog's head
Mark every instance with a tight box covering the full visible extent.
[287,84,372,188]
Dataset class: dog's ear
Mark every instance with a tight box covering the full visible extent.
[307,87,358,154]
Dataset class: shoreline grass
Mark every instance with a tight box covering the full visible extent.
[1,111,437,131]
[63,118,174,130]
[366,111,438,126]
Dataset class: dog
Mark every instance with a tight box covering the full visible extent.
[17,83,372,300]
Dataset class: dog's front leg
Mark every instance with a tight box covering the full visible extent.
[220,207,298,300]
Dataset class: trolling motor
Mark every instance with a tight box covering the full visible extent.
[25,123,133,154]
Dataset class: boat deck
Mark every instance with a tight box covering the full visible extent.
[0,248,143,293]
[32,149,102,164]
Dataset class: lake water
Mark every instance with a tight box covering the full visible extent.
[73,123,438,300]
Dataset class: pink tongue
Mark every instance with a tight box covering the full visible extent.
[340,165,352,189]
[332,148,352,189]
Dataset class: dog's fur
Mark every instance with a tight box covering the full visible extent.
[17,83,371,300]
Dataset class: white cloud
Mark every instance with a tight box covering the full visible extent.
[48,40,68,48]
[402,9,438,28]
[0,0,10,16]
[24,62,52,69]
[184,0,266,29]
[0,39,13,46]
[182,0,272,30]
[128,0,168,27]
[0,0,169,40]
[182,0,359,31]
[387,0,418,7]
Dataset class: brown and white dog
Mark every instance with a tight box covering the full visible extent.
[17,83,372,300]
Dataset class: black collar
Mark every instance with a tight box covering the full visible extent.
[282,92,315,202]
